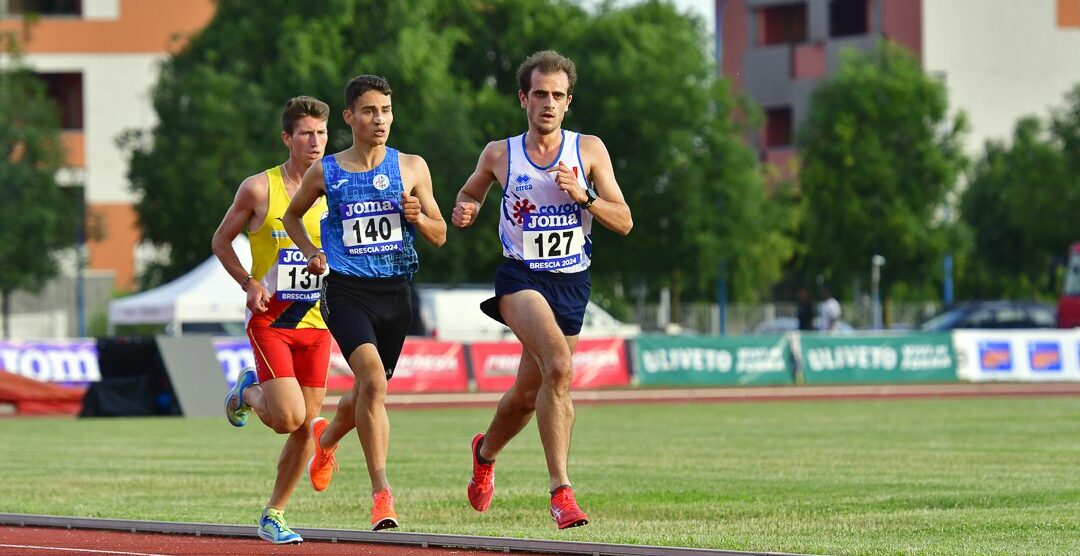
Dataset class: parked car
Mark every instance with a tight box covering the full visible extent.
[752,317,853,334]
[917,301,1057,331]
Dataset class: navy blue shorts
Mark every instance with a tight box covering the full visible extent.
[480,259,591,336]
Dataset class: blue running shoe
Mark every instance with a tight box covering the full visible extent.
[258,507,302,544]
[225,367,257,427]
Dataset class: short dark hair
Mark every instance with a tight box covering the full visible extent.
[516,50,577,95]
[281,96,329,134]
[344,75,392,110]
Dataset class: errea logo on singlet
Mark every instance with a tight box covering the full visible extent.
[342,200,395,217]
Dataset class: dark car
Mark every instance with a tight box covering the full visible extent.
[918,301,1057,331]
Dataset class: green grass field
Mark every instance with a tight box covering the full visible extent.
[1,396,1078,555]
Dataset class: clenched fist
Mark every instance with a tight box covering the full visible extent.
[453,201,478,228]
[402,191,422,223]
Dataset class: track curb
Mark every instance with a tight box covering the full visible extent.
[0,513,812,556]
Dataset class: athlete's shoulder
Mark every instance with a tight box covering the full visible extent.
[577,133,607,151]
[480,139,509,164]
[397,151,429,170]
[238,170,270,199]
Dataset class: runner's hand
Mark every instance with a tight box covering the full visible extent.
[550,161,586,204]
[402,191,422,223]
[306,252,327,276]
[246,281,270,313]
[453,201,478,228]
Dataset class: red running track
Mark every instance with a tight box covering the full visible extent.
[0,526,513,556]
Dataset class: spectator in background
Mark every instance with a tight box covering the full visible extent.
[818,286,841,331]
[796,286,814,331]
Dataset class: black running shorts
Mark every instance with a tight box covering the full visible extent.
[320,270,412,380]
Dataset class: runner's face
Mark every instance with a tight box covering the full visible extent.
[281,116,328,166]
[344,90,393,146]
[520,70,571,135]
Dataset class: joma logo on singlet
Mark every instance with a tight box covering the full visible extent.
[343,200,394,217]
[526,213,580,228]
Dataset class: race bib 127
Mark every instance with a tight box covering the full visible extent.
[521,211,584,271]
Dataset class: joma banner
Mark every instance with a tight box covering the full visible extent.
[0,339,100,386]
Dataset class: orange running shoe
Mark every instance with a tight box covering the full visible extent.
[371,489,399,531]
[550,486,589,529]
[306,417,338,492]
[467,433,495,511]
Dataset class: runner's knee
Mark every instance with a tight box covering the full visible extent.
[541,353,573,386]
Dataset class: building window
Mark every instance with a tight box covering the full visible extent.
[830,0,869,37]
[38,72,84,130]
[764,107,793,148]
[759,3,808,46]
[2,0,81,16]
[1059,0,1080,28]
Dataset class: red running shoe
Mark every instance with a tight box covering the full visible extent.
[371,489,399,531]
[307,417,338,492]
[550,486,589,529]
[467,433,495,511]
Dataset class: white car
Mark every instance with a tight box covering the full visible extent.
[415,286,640,342]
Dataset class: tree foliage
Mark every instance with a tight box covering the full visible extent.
[958,85,1080,298]
[795,41,967,299]
[125,0,796,302]
[0,32,74,337]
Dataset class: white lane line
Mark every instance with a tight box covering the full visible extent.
[0,544,172,556]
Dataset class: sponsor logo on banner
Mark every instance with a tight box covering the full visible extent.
[1028,342,1062,372]
[978,341,1012,371]
[806,346,898,372]
[213,338,257,385]
[641,348,734,374]
[0,340,101,385]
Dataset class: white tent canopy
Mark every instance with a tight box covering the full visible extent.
[108,236,250,331]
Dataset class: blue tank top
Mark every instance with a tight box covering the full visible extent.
[320,150,418,278]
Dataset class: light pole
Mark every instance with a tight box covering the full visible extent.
[871,255,886,330]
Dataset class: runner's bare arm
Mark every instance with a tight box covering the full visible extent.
[212,174,271,311]
[579,135,632,235]
[401,154,446,247]
[285,162,327,275]
[453,141,506,228]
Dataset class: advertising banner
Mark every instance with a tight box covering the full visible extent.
[953,329,1080,382]
[385,338,469,393]
[799,333,956,384]
[469,338,630,392]
[0,339,100,386]
[632,334,793,386]
[217,336,469,392]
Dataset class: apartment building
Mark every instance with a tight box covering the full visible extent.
[718,0,1080,167]
[1,0,214,291]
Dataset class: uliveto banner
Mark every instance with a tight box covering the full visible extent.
[799,333,957,384]
[632,334,794,386]
[469,338,630,392]
[0,339,100,386]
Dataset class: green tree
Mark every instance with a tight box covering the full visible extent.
[796,41,967,300]
[124,0,796,305]
[122,0,476,286]
[431,0,800,301]
[0,32,75,338]
[959,85,1080,298]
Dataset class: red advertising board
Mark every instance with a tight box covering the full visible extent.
[469,337,629,392]
[327,337,468,393]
